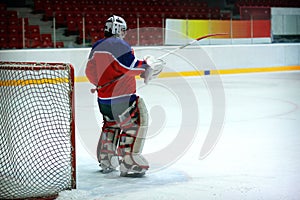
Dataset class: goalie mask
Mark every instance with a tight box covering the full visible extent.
[104,15,127,39]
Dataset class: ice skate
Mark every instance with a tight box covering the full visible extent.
[119,162,147,178]
[100,167,116,174]
[99,163,117,174]
[120,171,145,178]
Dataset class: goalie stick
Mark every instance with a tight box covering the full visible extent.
[90,33,228,93]
[90,74,124,93]
[157,33,228,59]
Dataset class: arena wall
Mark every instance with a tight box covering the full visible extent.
[0,43,299,81]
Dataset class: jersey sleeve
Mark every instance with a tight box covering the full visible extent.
[115,41,148,71]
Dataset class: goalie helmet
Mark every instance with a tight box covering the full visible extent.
[104,15,127,39]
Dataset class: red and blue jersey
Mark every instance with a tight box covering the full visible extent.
[85,37,147,100]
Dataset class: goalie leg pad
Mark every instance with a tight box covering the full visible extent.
[117,97,149,174]
[97,119,121,171]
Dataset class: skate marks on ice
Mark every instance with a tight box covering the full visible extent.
[58,169,297,200]
[57,164,190,200]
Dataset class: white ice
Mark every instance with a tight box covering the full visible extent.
[57,71,300,200]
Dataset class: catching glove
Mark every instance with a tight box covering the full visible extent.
[141,55,166,84]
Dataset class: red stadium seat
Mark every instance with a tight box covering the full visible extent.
[41,33,53,47]
[220,12,232,20]
[43,4,54,21]
[8,25,22,36]
[54,11,66,27]
[90,32,103,44]
[7,10,18,19]
[8,18,19,26]
[85,17,94,27]
[9,35,23,49]
[29,35,42,48]
[0,17,7,27]
[0,26,7,35]
[0,34,8,49]
[66,17,78,35]
[55,41,64,48]
[240,6,270,20]
[0,3,6,11]
[26,25,40,39]
[33,0,44,13]
[210,7,221,19]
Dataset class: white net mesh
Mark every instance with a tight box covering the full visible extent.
[0,62,75,199]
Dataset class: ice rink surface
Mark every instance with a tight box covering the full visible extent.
[58,71,300,200]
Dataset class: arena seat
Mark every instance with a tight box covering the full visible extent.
[0,3,6,11]
[55,41,64,48]
[29,35,42,48]
[8,25,21,36]
[240,6,270,20]
[9,35,22,49]
[3,0,244,48]
[54,11,66,27]
[41,33,53,47]
[26,25,40,39]
[66,17,78,35]
[0,34,8,49]
[33,0,44,13]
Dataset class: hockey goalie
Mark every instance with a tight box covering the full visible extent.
[85,15,165,177]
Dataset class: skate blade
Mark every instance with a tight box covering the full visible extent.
[100,168,116,174]
[120,171,146,178]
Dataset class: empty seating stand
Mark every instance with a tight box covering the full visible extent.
[240,6,271,20]
[0,3,64,49]
[31,0,217,46]
[236,0,300,19]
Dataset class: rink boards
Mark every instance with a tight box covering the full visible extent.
[0,43,299,80]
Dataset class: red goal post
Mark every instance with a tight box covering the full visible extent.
[0,61,76,199]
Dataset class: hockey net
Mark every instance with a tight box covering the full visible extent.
[0,62,76,199]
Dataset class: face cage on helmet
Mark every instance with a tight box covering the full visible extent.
[105,16,127,39]
[112,23,126,35]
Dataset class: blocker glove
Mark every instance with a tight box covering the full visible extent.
[141,55,166,84]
